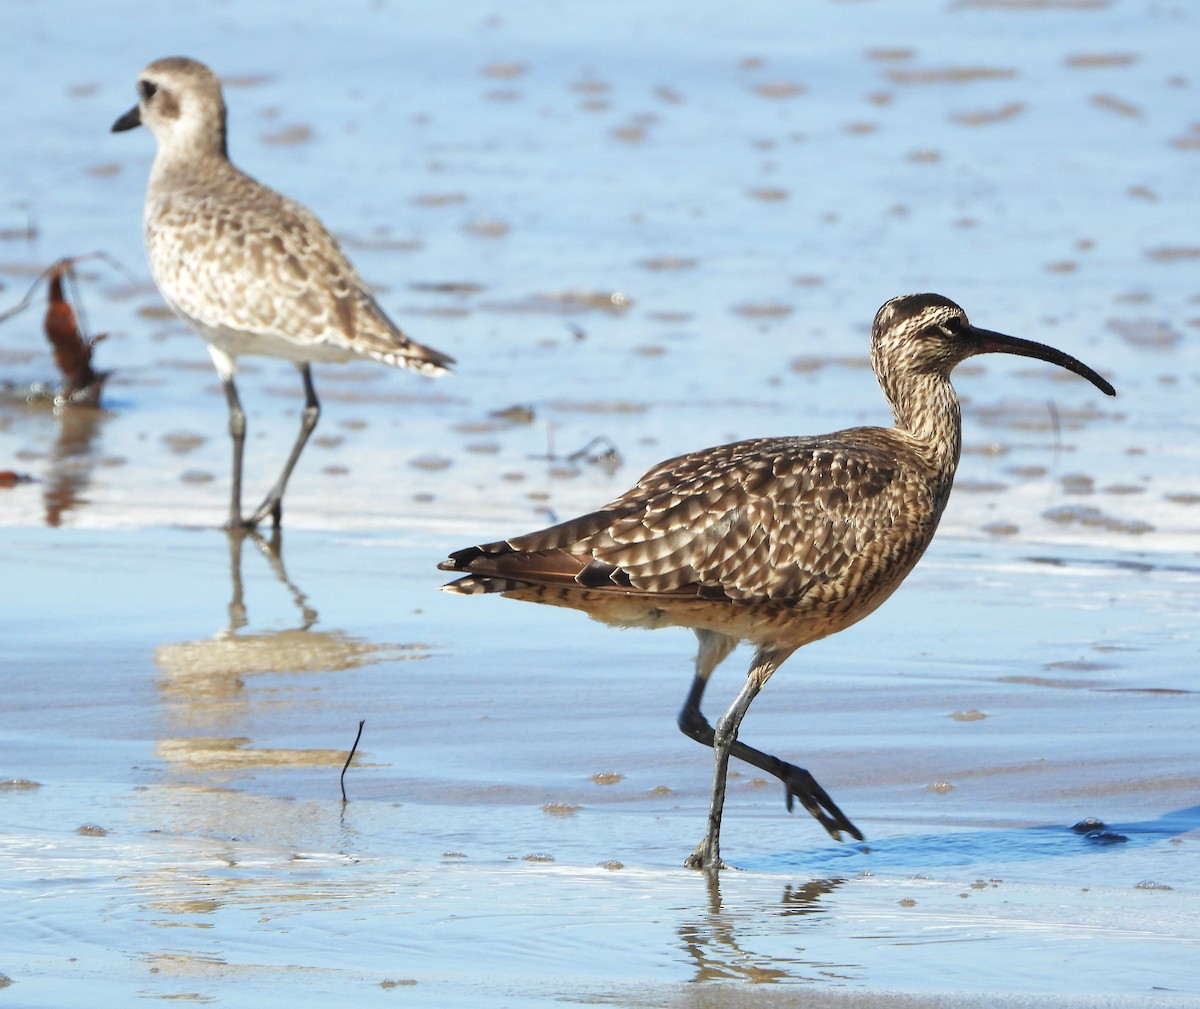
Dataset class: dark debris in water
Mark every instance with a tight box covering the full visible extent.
[1042,504,1154,536]
[1082,831,1129,845]
[490,403,535,426]
[0,470,35,488]
[531,434,623,478]
[1071,817,1129,844]
[0,255,124,407]
[479,290,633,315]
[1106,316,1182,348]
[409,280,485,296]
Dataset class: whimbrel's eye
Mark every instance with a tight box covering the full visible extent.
[938,316,965,337]
[139,80,159,101]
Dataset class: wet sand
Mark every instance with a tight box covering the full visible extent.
[3,526,1198,1006]
[3,0,1200,1005]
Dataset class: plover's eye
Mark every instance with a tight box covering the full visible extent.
[139,80,159,101]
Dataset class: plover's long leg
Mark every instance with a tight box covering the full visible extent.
[248,363,320,528]
[219,375,248,530]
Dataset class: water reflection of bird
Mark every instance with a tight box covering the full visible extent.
[112,56,454,530]
[222,528,316,635]
[440,294,1116,871]
[678,877,848,983]
[155,529,420,732]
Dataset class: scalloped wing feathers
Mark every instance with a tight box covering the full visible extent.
[451,433,944,609]
[145,163,452,375]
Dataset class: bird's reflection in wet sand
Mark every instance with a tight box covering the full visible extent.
[223,527,316,633]
[677,873,859,983]
[132,530,403,943]
[153,528,424,761]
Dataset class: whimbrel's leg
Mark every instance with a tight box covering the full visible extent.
[248,363,320,529]
[685,668,765,871]
[678,635,862,858]
[219,375,248,530]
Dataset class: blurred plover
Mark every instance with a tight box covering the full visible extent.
[113,56,453,529]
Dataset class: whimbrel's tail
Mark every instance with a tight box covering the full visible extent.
[438,541,588,596]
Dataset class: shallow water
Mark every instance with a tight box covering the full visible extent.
[3,527,1199,1006]
[3,1,1200,1005]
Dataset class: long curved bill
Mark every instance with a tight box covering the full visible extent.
[969,327,1115,397]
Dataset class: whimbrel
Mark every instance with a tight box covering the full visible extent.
[113,57,453,529]
[439,294,1115,871]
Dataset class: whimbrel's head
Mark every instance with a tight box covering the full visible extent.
[871,293,1115,400]
[112,57,228,161]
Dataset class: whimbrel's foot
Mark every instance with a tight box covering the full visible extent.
[778,761,863,842]
[684,841,732,872]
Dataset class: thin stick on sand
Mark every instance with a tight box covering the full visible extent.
[340,719,366,803]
